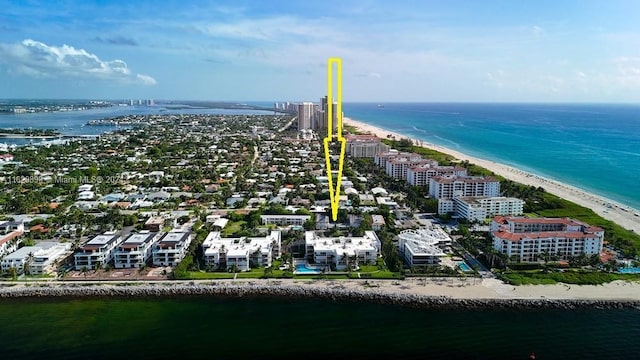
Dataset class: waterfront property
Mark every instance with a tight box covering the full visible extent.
[152,232,192,267]
[304,231,380,270]
[1,242,71,275]
[345,134,390,158]
[397,228,449,267]
[406,164,467,186]
[114,231,161,269]
[443,196,525,222]
[293,260,325,274]
[491,216,605,262]
[74,232,123,270]
[202,231,281,271]
[429,174,501,200]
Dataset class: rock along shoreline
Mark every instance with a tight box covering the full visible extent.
[2,282,640,310]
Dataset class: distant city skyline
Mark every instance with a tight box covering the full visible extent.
[1,0,640,102]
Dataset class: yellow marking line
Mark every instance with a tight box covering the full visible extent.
[323,57,346,221]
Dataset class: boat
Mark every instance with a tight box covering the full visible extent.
[377,104,384,108]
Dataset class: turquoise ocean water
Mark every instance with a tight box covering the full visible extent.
[341,103,640,211]
[1,103,640,358]
[3,102,638,211]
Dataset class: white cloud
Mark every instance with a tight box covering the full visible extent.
[0,39,156,85]
[532,25,545,38]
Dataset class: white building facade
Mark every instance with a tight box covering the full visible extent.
[260,214,311,226]
[74,232,123,270]
[304,231,380,270]
[1,242,71,275]
[397,228,449,267]
[452,196,525,221]
[114,231,161,269]
[152,232,192,267]
[429,175,500,199]
[491,216,605,262]
[202,231,281,271]
[406,165,467,186]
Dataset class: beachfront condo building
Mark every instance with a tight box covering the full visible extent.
[374,150,402,169]
[490,216,605,262]
[2,242,71,275]
[202,231,281,271]
[406,164,468,186]
[297,102,314,130]
[114,231,162,269]
[74,232,123,270]
[386,156,437,180]
[304,231,380,270]
[446,196,525,222]
[152,232,192,267]
[345,135,390,158]
[429,175,500,199]
[397,228,450,267]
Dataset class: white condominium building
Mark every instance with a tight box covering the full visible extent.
[74,232,123,270]
[406,164,468,186]
[374,150,401,169]
[397,228,450,267]
[304,231,380,270]
[114,231,162,269]
[152,232,192,267]
[2,242,71,275]
[451,196,525,221]
[429,175,500,199]
[491,216,605,262]
[260,214,311,226]
[385,156,436,180]
[345,135,390,158]
[202,231,281,271]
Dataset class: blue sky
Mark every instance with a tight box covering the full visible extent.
[1,0,640,102]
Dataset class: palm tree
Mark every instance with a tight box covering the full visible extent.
[8,266,18,281]
[263,265,274,279]
[81,265,88,280]
[95,261,102,280]
[22,252,34,282]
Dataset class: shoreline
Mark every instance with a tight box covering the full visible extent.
[2,279,640,308]
[343,116,640,233]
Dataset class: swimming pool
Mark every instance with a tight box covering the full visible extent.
[618,267,640,274]
[457,262,472,272]
[294,263,324,274]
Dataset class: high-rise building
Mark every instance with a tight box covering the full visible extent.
[297,102,314,130]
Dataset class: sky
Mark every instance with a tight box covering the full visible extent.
[1,0,640,102]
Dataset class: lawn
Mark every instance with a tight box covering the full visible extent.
[221,220,246,236]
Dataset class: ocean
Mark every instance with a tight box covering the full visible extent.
[1,297,639,360]
[1,102,640,358]
[342,103,640,211]
[2,102,638,210]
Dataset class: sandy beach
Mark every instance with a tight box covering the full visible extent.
[344,117,640,234]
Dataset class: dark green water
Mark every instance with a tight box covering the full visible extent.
[1,297,638,360]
